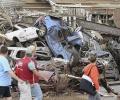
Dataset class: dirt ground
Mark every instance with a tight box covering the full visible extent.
[44,92,88,100]
[44,96,87,100]
[11,92,88,100]
[2,91,119,100]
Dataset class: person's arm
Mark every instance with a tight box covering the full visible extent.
[32,69,41,78]
[90,67,100,91]
[3,58,24,83]
[28,61,48,81]
[8,70,24,83]
[28,61,41,78]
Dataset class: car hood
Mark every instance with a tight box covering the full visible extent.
[90,50,109,58]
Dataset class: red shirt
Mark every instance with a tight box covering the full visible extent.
[15,57,39,84]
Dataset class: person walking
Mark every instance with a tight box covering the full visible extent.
[82,54,101,100]
[15,46,43,100]
[98,61,118,95]
[0,45,24,100]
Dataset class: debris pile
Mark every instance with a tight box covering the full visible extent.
[0,12,120,93]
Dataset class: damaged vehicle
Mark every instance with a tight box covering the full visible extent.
[79,31,120,80]
[34,16,85,67]
[5,23,40,46]
[8,42,51,67]
[34,41,51,60]
[107,39,120,72]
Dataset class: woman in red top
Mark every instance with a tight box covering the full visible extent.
[83,54,101,100]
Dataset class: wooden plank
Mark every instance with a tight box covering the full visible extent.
[23,0,48,3]
[23,7,51,9]
[108,81,120,85]
[23,0,51,11]
[25,3,50,7]
[55,0,120,4]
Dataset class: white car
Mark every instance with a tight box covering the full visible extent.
[7,46,51,69]
[8,44,51,61]
[8,47,27,60]
[6,24,39,42]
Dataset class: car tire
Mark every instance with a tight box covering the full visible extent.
[13,37,19,43]
[23,41,31,47]
[37,25,47,38]
[13,37,22,47]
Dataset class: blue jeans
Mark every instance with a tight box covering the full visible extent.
[31,83,43,100]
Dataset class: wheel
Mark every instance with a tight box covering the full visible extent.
[13,37,19,43]
[13,37,22,47]
[37,25,47,37]
[23,42,31,47]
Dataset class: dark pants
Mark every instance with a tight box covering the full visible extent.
[0,86,11,98]
[100,78,111,93]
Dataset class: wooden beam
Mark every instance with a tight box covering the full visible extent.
[55,4,120,8]
[55,0,120,4]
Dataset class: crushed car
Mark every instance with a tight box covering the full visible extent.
[79,31,120,80]
[8,44,51,62]
[5,23,40,46]
[107,39,120,72]
[34,15,85,68]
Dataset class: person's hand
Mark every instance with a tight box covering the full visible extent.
[18,79,24,84]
